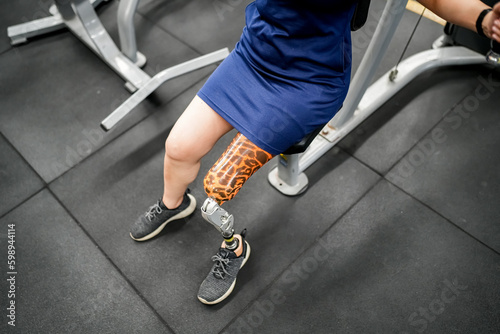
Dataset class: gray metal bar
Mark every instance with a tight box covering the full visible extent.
[295,46,486,176]
[51,0,106,15]
[330,0,407,129]
[7,15,64,45]
[7,0,105,45]
[278,155,299,186]
[60,0,151,90]
[8,0,149,90]
[267,154,309,196]
[55,0,77,20]
[101,48,230,130]
[117,0,140,63]
[67,0,119,59]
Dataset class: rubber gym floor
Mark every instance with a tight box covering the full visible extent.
[1,0,499,333]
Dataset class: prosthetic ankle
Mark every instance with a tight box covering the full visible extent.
[201,133,274,249]
[201,198,237,249]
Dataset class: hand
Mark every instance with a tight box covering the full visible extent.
[484,3,500,42]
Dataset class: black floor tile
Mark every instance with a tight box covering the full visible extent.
[388,69,500,253]
[0,133,44,217]
[223,181,500,334]
[0,1,215,183]
[0,189,171,333]
[137,0,252,54]
[3,1,500,333]
[338,66,485,174]
[50,80,381,334]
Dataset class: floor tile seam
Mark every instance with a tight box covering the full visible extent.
[0,127,177,331]
[346,65,491,175]
[218,177,384,334]
[135,10,207,56]
[382,177,500,257]
[377,78,484,176]
[0,187,47,221]
[46,71,213,186]
[0,132,49,220]
[0,46,13,57]
[371,67,500,255]
[348,147,386,179]
[0,132,47,184]
[46,186,177,333]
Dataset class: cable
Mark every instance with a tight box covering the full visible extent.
[389,6,426,81]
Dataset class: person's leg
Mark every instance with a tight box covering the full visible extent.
[162,95,234,209]
[130,95,233,241]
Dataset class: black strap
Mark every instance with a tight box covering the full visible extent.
[476,8,492,38]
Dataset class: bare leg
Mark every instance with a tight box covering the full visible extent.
[162,95,233,209]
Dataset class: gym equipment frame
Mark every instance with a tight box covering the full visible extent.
[268,0,495,196]
[7,0,229,129]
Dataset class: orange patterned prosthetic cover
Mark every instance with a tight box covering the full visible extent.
[204,133,275,205]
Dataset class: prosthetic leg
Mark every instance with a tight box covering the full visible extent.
[197,133,274,304]
[201,132,274,249]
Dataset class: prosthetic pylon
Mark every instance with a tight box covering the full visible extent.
[201,198,238,249]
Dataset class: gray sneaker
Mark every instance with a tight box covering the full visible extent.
[197,231,250,305]
[130,192,196,241]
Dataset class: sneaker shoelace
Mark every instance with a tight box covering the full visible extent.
[145,202,163,221]
[211,252,232,279]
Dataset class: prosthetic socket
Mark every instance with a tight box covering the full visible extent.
[201,132,274,249]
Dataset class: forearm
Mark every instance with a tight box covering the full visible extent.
[418,0,489,32]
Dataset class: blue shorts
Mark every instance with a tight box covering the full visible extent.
[198,1,355,155]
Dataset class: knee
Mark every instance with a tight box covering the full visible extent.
[165,135,193,163]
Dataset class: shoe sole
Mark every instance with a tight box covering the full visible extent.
[198,241,251,305]
[130,194,197,242]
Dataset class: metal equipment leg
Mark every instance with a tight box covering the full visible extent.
[8,0,230,122]
[268,154,308,196]
[56,0,151,92]
[117,0,146,67]
[100,48,230,131]
[7,0,106,46]
[7,0,151,91]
